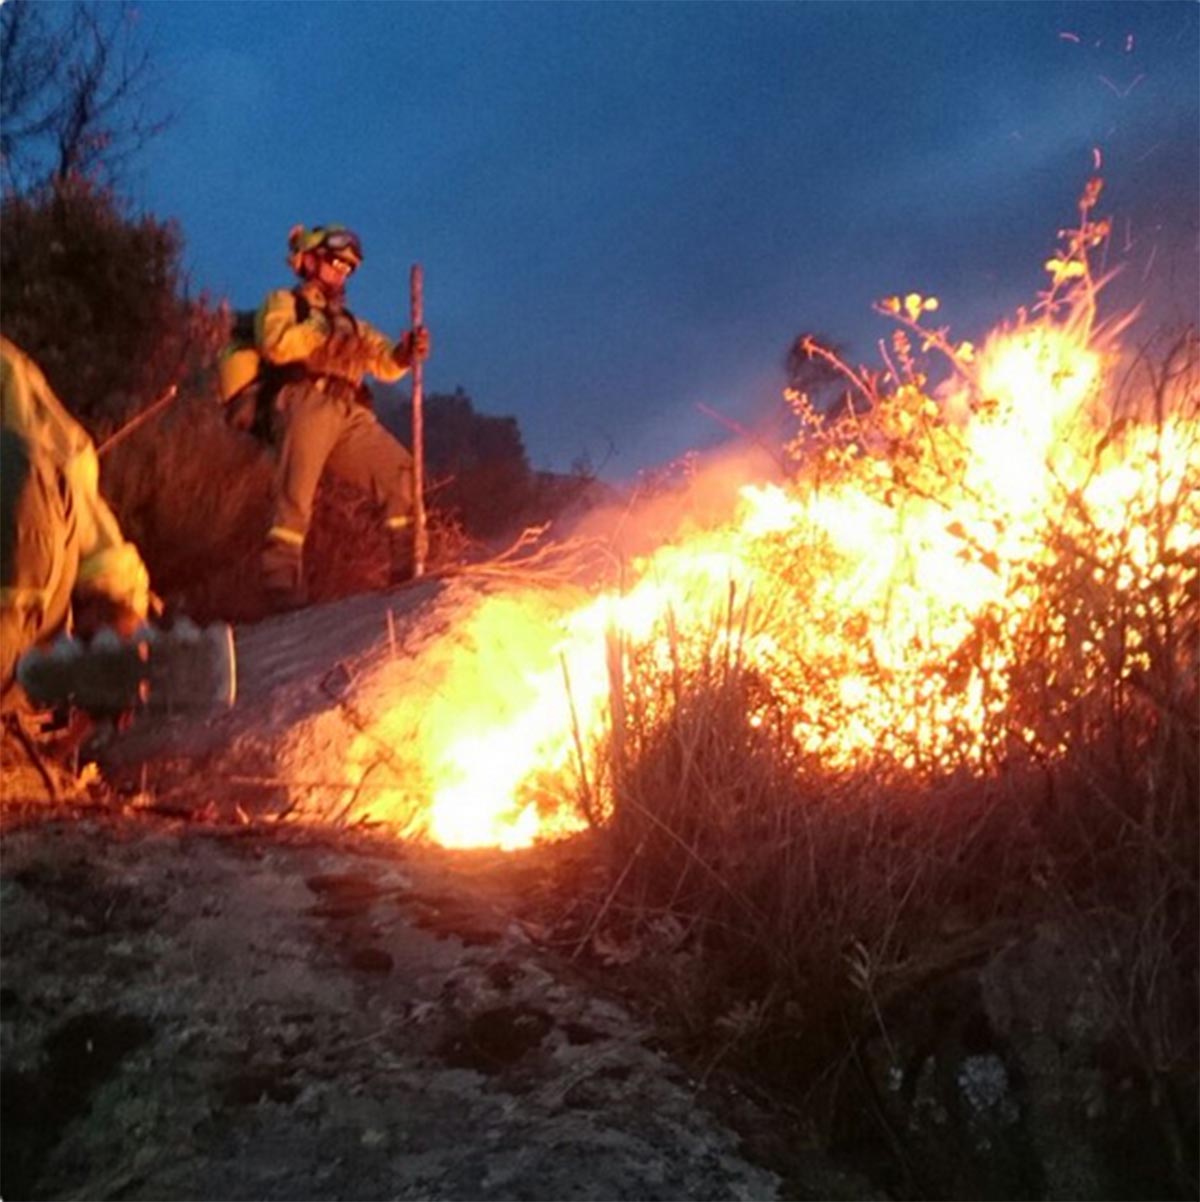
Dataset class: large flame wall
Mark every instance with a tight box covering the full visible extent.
[284,226,1197,851]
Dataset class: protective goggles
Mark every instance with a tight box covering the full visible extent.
[319,229,362,265]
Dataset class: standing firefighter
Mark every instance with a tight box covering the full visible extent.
[256,223,430,611]
[0,336,151,702]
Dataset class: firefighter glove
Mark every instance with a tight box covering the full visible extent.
[395,326,431,367]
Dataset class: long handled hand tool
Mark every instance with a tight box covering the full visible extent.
[410,264,427,578]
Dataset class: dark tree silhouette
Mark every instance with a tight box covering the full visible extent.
[1,0,168,193]
[380,387,535,539]
[0,177,221,436]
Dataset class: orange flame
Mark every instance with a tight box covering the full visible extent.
[340,199,1198,850]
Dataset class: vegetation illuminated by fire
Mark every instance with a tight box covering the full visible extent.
[342,180,1196,858]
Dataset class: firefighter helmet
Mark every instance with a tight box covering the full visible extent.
[287,224,363,275]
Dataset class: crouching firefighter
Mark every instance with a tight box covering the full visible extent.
[252,223,430,612]
[1,336,152,703]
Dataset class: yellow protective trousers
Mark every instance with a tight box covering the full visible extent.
[0,430,78,700]
[262,379,414,596]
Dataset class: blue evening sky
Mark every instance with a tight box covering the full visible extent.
[129,1,1199,481]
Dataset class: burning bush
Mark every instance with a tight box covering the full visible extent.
[335,181,1194,1194]
[375,182,1194,856]
[555,184,1197,1194]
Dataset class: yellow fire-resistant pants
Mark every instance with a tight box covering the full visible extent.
[262,380,414,598]
[0,430,79,701]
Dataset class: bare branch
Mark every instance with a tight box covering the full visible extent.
[1,0,170,193]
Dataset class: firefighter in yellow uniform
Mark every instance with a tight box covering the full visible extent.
[0,336,151,703]
[256,224,430,610]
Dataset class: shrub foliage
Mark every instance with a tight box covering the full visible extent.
[0,176,220,438]
[558,195,1198,1196]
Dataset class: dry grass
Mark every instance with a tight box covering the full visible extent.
[552,324,1199,1195]
[101,388,483,620]
[101,392,274,621]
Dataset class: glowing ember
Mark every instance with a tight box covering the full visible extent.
[343,185,1198,850]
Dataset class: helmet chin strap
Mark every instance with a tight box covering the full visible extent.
[316,278,345,303]
[299,255,347,306]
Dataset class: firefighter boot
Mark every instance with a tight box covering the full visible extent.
[388,522,416,586]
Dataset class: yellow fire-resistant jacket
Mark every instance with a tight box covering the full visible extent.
[0,336,151,620]
[256,283,409,387]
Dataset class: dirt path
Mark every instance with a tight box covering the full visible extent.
[2,582,844,1199]
[1,806,782,1201]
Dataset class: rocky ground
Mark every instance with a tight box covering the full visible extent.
[1,802,797,1201]
[0,579,866,1202]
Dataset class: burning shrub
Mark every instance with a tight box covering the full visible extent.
[527,182,1195,1193]
[392,185,1195,862]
